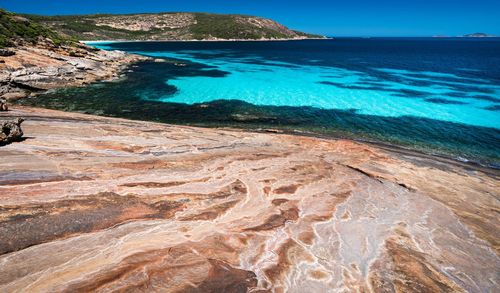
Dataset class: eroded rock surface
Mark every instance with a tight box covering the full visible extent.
[0,42,146,99]
[0,107,498,292]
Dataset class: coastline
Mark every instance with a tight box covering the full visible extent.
[249,127,500,175]
[5,104,500,175]
[3,40,497,171]
[0,42,148,101]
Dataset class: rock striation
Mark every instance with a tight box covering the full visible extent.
[0,106,498,292]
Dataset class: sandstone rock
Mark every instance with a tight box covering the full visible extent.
[0,72,11,86]
[68,59,99,70]
[102,50,127,59]
[1,91,27,101]
[0,118,24,144]
[0,42,148,99]
[11,73,66,90]
[0,107,497,292]
[12,16,29,24]
[69,51,86,58]
[9,66,77,90]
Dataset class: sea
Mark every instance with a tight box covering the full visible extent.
[20,38,500,168]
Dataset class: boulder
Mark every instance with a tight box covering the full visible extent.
[0,118,24,144]
[11,68,69,90]
[0,98,8,111]
[1,91,28,101]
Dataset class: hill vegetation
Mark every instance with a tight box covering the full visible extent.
[26,12,323,41]
[0,9,74,48]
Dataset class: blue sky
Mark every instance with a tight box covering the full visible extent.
[1,0,499,36]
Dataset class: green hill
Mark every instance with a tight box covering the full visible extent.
[26,12,323,41]
[0,9,74,48]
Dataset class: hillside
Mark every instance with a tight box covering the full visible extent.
[0,9,74,48]
[26,12,324,41]
[0,9,145,101]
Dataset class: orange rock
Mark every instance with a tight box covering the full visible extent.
[0,106,498,292]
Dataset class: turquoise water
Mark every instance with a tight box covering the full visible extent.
[21,39,500,167]
[92,40,500,129]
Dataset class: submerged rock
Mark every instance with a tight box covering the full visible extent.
[0,118,24,144]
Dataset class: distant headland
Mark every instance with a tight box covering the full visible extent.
[462,32,497,38]
[25,12,325,41]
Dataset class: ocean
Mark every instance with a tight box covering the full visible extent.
[21,38,500,167]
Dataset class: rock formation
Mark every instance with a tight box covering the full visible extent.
[0,42,146,100]
[0,106,498,292]
[0,117,23,144]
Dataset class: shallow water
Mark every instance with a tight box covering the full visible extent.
[20,38,500,167]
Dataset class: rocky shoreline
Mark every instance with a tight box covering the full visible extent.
[0,106,498,292]
[0,40,147,102]
[0,38,499,292]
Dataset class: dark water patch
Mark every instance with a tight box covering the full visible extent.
[318,81,392,92]
[405,73,491,85]
[425,98,468,105]
[363,81,389,87]
[321,75,345,79]
[484,105,500,111]
[318,80,431,98]
[398,89,429,97]
[470,95,500,103]
[357,76,382,82]
[445,91,466,98]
